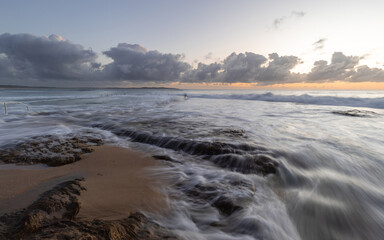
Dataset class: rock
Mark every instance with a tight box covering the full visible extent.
[332,109,379,117]
[0,134,104,166]
[0,179,180,240]
[152,155,182,164]
[14,210,46,236]
[210,154,277,175]
[64,198,81,220]
[214,128,246,138]
[183,183,219,202]
[212,196,243,216]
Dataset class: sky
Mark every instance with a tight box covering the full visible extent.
[1,0,384,89]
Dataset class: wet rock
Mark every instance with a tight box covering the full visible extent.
[332,109,379,117]
[212,196,243,216]
[181,176,255,211]
[214,128,246,138]
[210,154,277,175]
[0,180,180,240]
[0,179,85,238]
[227,178,256,193]
[94,125,261,156]
[28,212,180,240]
[0,134,103,166]
[183,183,219,202]
[93,125,278,176]
[152,155,182,164]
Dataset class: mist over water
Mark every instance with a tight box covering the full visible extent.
[1,88,384,240]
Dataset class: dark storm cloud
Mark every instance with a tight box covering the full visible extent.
[102,43,191,82]
[313,38,327,51]
[0,33,99,83]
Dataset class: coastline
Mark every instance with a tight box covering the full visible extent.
[0,145,175,239]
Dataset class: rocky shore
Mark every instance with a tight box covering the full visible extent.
[0,132,279,239]
[0,135,178,240]
[0,179,179,240]
[0,133,103,166]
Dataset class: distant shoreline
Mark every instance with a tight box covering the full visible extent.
[0,84,181,90]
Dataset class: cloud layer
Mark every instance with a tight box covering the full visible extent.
[0,33,99,84]
[1,33,384,86]
[102,43,190,82]
[183,52,303,85]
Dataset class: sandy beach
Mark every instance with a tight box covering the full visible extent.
[0,145,167,220]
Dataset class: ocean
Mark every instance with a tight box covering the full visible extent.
[1,88,384,240]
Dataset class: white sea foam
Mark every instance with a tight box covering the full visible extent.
[188,92,384,109]
[1,88,384,239]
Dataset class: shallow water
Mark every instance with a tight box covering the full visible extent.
[1,88,384,240]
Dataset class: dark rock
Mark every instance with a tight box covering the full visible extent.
[210,154,277,175]
[183,183,219,202]
[0,134,104,166]
[64,198,81,220]
[93,125,278,176]
[214,128,246,138]
[2,179,85,238]
[212,196,243,216]
[153,155,173,161]
[152,155,182,164]
[332,109,379,117]
[0,179,180,240]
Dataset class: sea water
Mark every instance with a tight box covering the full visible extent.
[1,88,383,240]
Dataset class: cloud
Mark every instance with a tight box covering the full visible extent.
[306,52,360,82]
[292,11,306,18]
[272,10,306,29]
[273,17,287,29]
[205,52,213,60]
[184,51,384,85]
[182,62,222,82]
[102,43,190,82]
[1,33,384,87]
[182,52,303,85]
[0,33,99,84]
[0,54,16,79]
[220,52,268,83]
[313,38,327,51]
[350,65,384,82]
[256,53,304,85]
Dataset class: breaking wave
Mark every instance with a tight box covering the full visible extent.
[188,92,384,109]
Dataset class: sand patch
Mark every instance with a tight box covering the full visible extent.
[0,145,167,220]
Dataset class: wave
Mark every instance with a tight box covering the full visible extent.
[189,92,384,109]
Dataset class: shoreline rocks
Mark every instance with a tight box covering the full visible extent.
[0,179,180,240]
[332,109,379,117]
[0,134,103,166]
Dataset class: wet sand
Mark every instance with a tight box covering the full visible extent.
[0,146,167,220]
